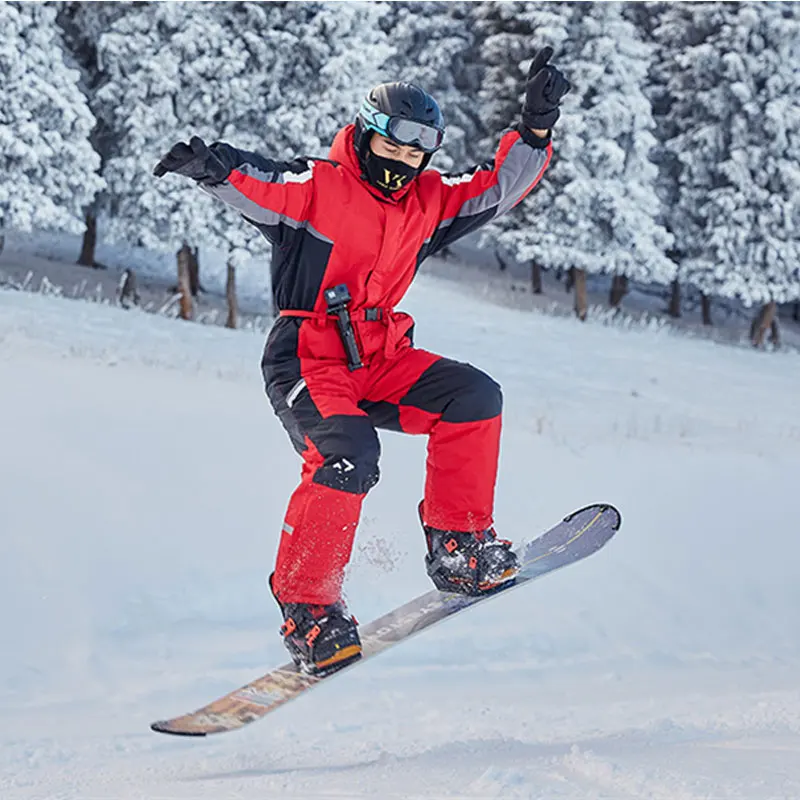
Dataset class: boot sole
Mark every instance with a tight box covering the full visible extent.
[298,644,362,676]
[478,566,520,592]
[436,565,519,595]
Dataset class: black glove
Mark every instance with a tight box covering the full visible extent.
[153,136,230,184]
[521,46,571,131]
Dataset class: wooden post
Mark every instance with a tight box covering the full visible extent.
[118,268,140,309]
[668,279,681,318]
[609,274,628,308]
[573,268,588,321]
[225,261,237,329]
[188,246,201,296]
[750,300,777,348]
[176,242,194,321]
[701,293,712,326]
[770,318,780,349]
[530,261,542,295]
[78,210,98,267]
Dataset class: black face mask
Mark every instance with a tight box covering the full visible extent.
[363,151,419,197]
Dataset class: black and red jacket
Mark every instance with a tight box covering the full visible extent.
[204,124,551,363]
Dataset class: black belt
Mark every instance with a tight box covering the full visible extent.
[279,307,388,322]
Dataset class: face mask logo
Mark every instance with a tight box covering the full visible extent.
[378,169,409,191]
[363,150,419,196]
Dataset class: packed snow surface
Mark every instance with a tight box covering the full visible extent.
[2,273,799,799]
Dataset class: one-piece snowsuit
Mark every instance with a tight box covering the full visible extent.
[202,124,552,605]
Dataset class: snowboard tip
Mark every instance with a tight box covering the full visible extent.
[563,503,621,530]
[150,721,207,737]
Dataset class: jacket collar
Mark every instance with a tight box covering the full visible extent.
[328,124,417,204]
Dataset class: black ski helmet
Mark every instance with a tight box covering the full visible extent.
[354,82,445,170]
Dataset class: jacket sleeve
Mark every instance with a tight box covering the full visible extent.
[423,128,552,257]
[199,142,314,231]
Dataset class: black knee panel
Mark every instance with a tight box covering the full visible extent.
[449,366,503,423]
[403,359,503,423]
[311,416,381,494]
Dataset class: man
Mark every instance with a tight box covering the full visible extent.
[154,47,569,674]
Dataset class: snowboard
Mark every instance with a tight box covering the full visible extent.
[151,503,620,737]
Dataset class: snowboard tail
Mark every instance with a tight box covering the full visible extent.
[151,503,621,736]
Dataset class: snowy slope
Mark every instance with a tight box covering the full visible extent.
[1,275,800,799]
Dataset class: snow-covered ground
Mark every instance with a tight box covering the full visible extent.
[2,268,800,799]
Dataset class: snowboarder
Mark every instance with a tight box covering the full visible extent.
[154,47,570,675]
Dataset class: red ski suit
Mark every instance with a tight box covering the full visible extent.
[204,125,552,605]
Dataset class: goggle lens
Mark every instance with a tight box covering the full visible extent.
[387,118,443,152]
[359,100,444,153]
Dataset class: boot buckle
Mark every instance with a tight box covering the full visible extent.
[305,624,321,646]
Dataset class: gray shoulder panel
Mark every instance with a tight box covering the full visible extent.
[443,139,549,226]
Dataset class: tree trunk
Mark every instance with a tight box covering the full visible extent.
[225,261,237,330]
[77,210,98,267]
[701,293,712,326]
[188,246,201,296]
[530,261,542,295]
[573,268,588,321]
[770,318,780,349]
[566,266,575,293]
[495,247,507,271]
[0,232,4,257]
[793,301,799,322]
[668,279,681,318]
[609,274,629,308]
[176,242,194,321]
[749,300,777,348]
[118,268,140,309]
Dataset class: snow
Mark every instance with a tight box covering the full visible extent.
[2,269,800,798]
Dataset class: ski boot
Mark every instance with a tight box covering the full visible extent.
[269,575,362,675]
[420,504,520,596]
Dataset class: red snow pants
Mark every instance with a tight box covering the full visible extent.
[262,317,503,606]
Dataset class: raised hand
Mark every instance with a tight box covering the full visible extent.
[522,46,571,131]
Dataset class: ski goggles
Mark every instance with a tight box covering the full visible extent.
[358,99,444,153]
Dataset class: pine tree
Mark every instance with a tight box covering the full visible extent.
[664,2,800,344]
[56,1,129,267]
[379,1,483,170]
[0,2,103,251]
[474,1,571,282]
[476,1,571,144]
[490,3,674,319]
[627,1,686,317]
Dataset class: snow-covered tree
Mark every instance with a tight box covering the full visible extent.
[92,1,391,309]
[476,1,570,144]
[490,4,675,318]
[56,1,130,267]
[626,1,686,317]
[663,2,800,344]
[474,1,571,285]
[379,1,483,170]
[0,2,103,250]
